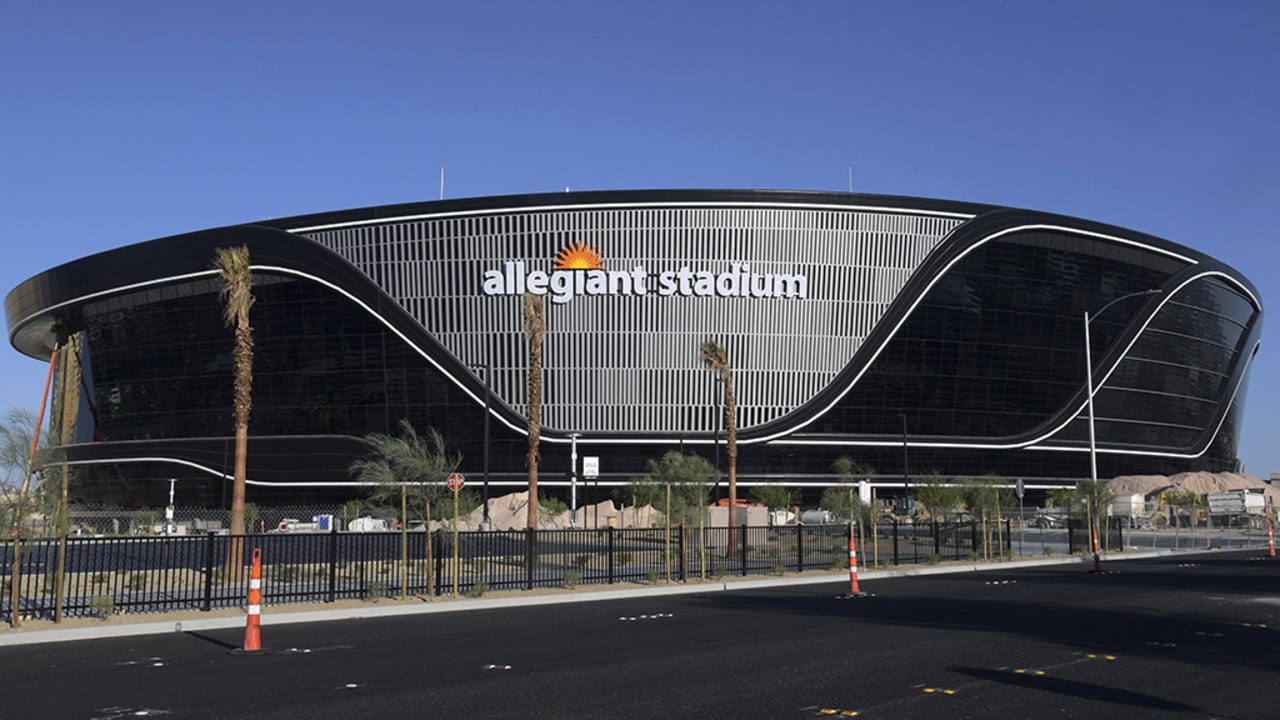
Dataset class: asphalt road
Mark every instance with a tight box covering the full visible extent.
[3,550,1277,720]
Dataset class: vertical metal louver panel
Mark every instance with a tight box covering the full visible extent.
[300,204,963,433]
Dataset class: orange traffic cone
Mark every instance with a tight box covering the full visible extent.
[839,527,869,598]
[849,532,861,594]
[1269,523,1275,559]
[235,548,265,654]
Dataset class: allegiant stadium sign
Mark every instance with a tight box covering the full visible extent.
[481,242,809,304]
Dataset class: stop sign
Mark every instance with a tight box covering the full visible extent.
[447,472,465,492]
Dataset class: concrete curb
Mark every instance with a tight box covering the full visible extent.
[0,547,1236,647]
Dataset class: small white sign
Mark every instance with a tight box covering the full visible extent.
[583,456,600,479]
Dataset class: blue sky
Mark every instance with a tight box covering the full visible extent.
[2,1,1277,476]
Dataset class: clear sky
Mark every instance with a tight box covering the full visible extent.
[2,1,1276,476]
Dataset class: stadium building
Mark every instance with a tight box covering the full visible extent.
[4,190,1262,507]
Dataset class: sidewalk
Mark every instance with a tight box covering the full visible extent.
[0,549,1194,647]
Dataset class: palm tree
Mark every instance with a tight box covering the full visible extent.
[214,246,254,579]
[699,339,738,551]
[523,293,545,530]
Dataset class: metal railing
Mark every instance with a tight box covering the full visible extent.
[2,520,1013,624]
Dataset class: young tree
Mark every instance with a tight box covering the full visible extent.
[750,484,794,513]
[523,293,545,531]
[0,407,39,499]
[350,420,462,597]
[214,246,254,580]
[699,339,738,549]
[913,472,962,523]
[349,419,462,526]
[643,451,714,527]
[827,458,883,564]
[961,476,1006,560]
[618,476,663,527]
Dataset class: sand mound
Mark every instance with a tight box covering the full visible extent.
[428,491,663,531]
[1108,472,1279,506]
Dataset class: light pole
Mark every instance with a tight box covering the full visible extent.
[165,478,177,536]
[1084,288,1161,571]
[1084,289,1162,484]
[472,362,492,531]
[569,432,580,529]
[898,413,909,512]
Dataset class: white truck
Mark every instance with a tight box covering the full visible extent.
[1206,490,1266,515]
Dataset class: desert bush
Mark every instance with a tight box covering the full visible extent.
[89,595,114,620]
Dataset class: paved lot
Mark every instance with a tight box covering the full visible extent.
[1,549,1276,719]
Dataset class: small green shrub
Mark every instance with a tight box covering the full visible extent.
[645,570,659,584]
[928,553,942,565]
[712,565,727,581]
[366,581,388,602]
[564,570,582,589]
[772,565,786,577]
[89,595,114,620]
[966,550,979,562]
[91,573,108,585]
[1042,546,1053,557]
[467,581,488,598]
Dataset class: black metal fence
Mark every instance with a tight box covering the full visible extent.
[1066,517,1125,555]
[2,520,1008,623]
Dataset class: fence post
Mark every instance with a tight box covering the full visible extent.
[433,530,444,596]
[525,528,535,591]
[796,525,804,572]
[327,528,338,603]
[607,527,615,584]
[892,518,900,566]
[203,531,216,612]
[740,524,748,576]
[678,527,686,582]
[933,519,940,558]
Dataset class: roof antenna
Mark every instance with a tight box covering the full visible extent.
[440,165,445,200]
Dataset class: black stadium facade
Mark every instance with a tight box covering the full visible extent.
[5,190,1263,506]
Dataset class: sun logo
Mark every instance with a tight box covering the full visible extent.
[553,241,606,270]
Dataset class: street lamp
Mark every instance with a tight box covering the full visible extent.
[569,432,580,529]
[1084,288,1161,573]
[1084,289,1163,483]
[471,362,492,531]
[165,478,177,536]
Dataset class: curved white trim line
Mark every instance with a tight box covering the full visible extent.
[773,280,1258,460]
[747,229,1257,446]
[11,220,1258,454]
